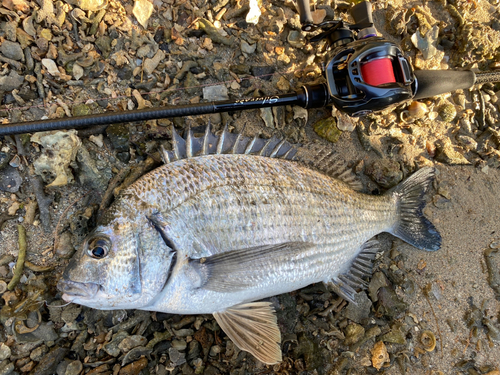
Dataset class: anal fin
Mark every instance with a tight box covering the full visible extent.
[213,302,282,365]
[328,239,380,304]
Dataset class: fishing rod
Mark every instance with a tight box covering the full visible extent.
[1,0,499,136]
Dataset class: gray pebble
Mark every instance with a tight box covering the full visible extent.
[118,335,148,353]
[55,231,75,259]
[0,165,23,193]
[241,40,256,54]
[344,291,372,323]
[0,361,14,375]
[0,71,24,91]
[64,360,82,375]
[1,41,24,61]
[30,344,49,362]
[104,331,129,357]
[203,85,228,101]
[0,343,11,361]
[168,347,186,366]
[0,152,9,170]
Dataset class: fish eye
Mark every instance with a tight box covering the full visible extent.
[87,238,110,259]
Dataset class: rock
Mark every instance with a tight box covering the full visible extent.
[0,71,24,91]
[76,0,107,11]
[240,40,256,54]
[435,140,470,165]
[0,165,22,193]
[30,347,69,375]
[344,291,373,323]
[30,345,48,362]
[371,341,389,370]
[251,66,275,81]
[32,130,82,187]
[119,357,148,375]
[133,0,154,28]
[0,343,11,361]
[41,58,59,76]
[104,331,129,357]
[0,361,14,375]
[343,323,365,345]
[313,117,342,143]
[55,231,75,258]
[288,30,305,48]
[168,347,186,366]
[368,271,389,302]
[260,107,274,128]
[143,49,165,75]
[72,63,84,80]
[118,335,148,353]
[1,40,24,61]
[0,152,9,169]
[203,84,229,101]
[106,124,130,152]
[365,159,403,189]
[64,360,82,375]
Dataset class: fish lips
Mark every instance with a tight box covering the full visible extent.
[57,279,99,302]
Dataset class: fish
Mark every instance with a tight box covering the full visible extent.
[58,125,441,364]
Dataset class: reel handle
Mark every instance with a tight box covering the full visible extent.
[413,70,476,100]
[350,1,374,29]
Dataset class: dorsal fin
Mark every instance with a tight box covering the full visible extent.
[160,126,361,191]
[296,143,363,191]
[328,239,380,303]
[161,125,298,163]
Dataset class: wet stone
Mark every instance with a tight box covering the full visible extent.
[72,104,92,117]
[251,66,275,81]
[31,347,69,375]
[168,347,186,366]
[118,335,148,353]
[64,360,83,375]
[106,124,130,152]
[344,323,365,346]
[365,158,403,189]
[0,361,14,375]
[30,344,49,362]
[344,291,372,323]
[0,343,11,361]
[104,331,129,357]
[0,165,23,193]
[0,152,10,170]
[0,71,24,91]
[1,40,24,61]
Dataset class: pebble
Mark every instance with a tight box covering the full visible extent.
[0,165,23,193]
[30,347,69,375]
[64,360,82,375]
[55,231,75,259]
[203,84,229,101]
[0,343,11,361]
[143,50,165,76]
[0,71,24,91]
[30,344,49,362]
[240,40,256,54]
[344,291,372,323]
[104,331,129,357]
[133,0,154,28]
[365,159,403,189]
[1,41,24,61]
[119,357,148,375]
[0,152,9,169]
[106,124,130,152]
[251,66,275,81]
[42,58,60,76]
[118,335,148,353]
[168,347,186,366]
[0,361,14,375]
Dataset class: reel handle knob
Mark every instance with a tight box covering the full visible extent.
[296,0,314,30]
[350,1,374,29]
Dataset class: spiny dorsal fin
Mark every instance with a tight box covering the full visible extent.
[328,239,380,304]
[161,125,298,163]
[213,302,282,365]
[296,143,363,191]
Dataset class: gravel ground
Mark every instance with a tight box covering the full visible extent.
[1,0,500,374]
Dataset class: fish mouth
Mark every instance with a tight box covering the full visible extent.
[57,279,99,301]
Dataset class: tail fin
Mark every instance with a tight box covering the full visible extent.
[390,167,442,251]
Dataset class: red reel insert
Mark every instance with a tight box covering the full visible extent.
[360,58,396,86]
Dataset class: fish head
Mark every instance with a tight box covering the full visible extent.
[58,214,174,310]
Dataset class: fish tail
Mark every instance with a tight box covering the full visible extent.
[390,167,442,251]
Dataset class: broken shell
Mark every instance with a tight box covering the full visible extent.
[0,280,7,294]
[420,330,436,352]
[371,341,389,370]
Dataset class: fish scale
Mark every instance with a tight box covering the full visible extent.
[59,127,441,365]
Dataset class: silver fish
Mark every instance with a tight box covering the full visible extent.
[58,126,441,364]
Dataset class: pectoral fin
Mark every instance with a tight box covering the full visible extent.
[213,302,282,365]
[190,242,314,292]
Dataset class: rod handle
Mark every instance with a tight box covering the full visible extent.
[413,70,476,100]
